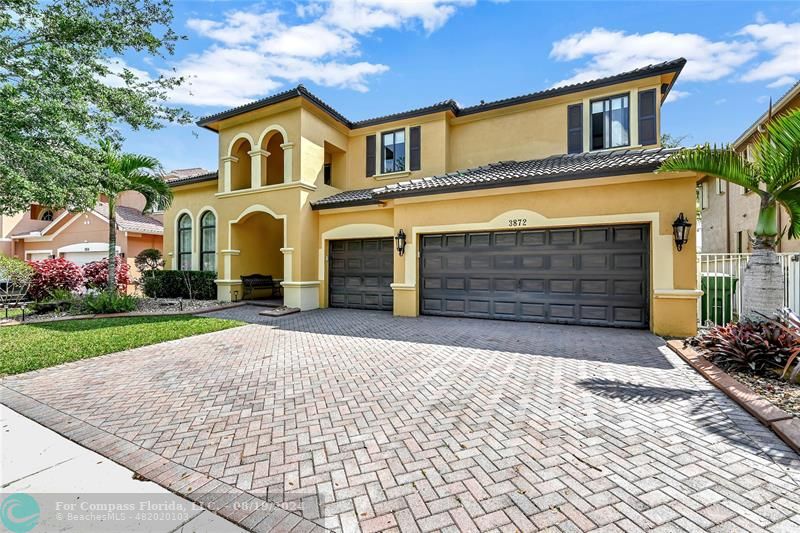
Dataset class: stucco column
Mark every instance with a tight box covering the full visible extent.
[280,142,294,183]
[220,155,238,192]
[248,149,269,189]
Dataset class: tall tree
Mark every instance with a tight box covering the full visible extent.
[658,108,800,319]
[100,141,172,291]
[0,0,189,215]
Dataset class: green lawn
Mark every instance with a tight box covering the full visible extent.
[0,315,244,376]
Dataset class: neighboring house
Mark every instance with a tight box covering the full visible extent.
[2,191,164,283]
[165,58,701,336]
[699,80,800,253]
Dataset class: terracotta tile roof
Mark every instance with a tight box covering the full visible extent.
[198,59,686,130]
[166,170,218,187]
[312,147,682,209]
[94,203,163,234]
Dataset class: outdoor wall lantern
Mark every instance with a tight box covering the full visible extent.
[672,212,692,251]
[395,229,407,256]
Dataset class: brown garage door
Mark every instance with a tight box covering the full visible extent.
[420,224,649,328]
[329,238,394,311]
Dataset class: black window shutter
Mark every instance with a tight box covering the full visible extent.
[567,103,583,154]
[365,135,376,177]
[409,126,421,171]
[638,89,657,146]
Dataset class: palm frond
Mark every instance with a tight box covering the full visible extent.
[657,145,761,192]
[118,153,160,175]
[129,173,173,213]
[756,108,800,196]
[777,187,800,240]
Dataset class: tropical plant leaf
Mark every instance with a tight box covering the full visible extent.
[657,145,761,193]
[778,187,800,239]
[756,108,800,196]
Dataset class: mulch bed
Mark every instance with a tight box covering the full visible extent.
[729,370,799,418]
[6,298,224,323]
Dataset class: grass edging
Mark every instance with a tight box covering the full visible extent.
[666,340,800,454]
[0,301,247,327]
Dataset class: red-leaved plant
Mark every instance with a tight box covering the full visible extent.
[27,257,84,300]
[687,319,796,376]
[83,257,130,292]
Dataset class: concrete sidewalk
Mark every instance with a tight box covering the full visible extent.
[1,404,248,532]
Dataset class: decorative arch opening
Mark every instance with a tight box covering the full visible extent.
[260,130,285,186]
[230,138,252,191]
[230,208,285,302]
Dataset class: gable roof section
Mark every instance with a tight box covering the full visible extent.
[732,79,800,149]
[198,59,686,131]
[312,147,681,209]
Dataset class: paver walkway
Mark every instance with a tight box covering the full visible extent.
[2,307,799,532]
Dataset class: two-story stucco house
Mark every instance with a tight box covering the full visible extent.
[165,58,700,336]
[699,80,800,254]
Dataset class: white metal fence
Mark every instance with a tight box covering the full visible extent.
[697,252,800,326]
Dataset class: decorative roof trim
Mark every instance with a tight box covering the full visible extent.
[197,59,686,131]
[167,171,219,187]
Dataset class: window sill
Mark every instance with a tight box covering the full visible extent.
[374,170,411,181]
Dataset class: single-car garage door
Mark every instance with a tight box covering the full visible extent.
[420,224,649,328]
[329,238,394,311]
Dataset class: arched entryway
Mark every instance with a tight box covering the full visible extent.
[229,208,286,302]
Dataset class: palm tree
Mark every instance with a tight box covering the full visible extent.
[99,141,173,292]
[658,108,800,320]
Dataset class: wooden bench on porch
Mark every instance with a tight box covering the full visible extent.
[240,274,283,300]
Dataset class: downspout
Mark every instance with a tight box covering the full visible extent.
[725,180,731,252]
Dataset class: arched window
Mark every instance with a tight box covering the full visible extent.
[177,214,192,270]
[200,211,216,272]
[40,210,53,221]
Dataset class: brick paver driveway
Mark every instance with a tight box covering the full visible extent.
[2,307,799,532]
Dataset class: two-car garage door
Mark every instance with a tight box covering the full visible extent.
[329,224,649,328]
[419,224,649,328]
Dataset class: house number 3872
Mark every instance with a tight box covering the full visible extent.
[508,218,527,227]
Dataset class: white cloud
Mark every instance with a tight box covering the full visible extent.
[166,1,473,107]
[324,0,474,35]
[754,11,767,24]
[738,22,800,85]
[664,90,690,104]
[714,98,727,105]
[766,76,797,89]
[550,28,757,88]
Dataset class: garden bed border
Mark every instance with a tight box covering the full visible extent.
[0,302,248,327]
[667,340,800,454]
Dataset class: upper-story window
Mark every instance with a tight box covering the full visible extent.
[381,129,405,173]
[591,94,629,150]
[39,210,54,221]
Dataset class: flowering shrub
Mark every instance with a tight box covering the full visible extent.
[83,256,130,292]
[27,257,84,300]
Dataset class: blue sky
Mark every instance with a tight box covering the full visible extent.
[117,1,800,173]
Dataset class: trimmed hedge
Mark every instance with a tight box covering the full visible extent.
[141,270,217,300]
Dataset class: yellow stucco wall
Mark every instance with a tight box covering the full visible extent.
[316,174,699,337]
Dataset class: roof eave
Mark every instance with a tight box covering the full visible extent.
[314,163,666,209]
[732,80,800,148]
